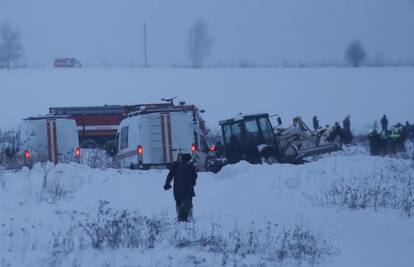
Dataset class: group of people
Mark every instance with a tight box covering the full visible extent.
[313,115,354,145]
[368,115,413,156]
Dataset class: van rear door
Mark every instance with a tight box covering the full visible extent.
[169,112,194,159]
[144,113,173,164]
[144,112,193,165]
[55,119,79,162]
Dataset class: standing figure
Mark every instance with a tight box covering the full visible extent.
[343,116,351,133]
[164,153,197,222]
[380,115,388,133]
[328,122,342,142]
[341,115,353,145]
[368,130,383,156]
[312,115,320,130]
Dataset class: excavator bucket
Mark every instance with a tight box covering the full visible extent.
[295,143,342,160]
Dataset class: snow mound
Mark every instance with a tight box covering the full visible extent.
[0,155,413,266]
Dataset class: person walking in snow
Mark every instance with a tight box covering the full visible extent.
[381,115,388,133]
[164,153,197,222]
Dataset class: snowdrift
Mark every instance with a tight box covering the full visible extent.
[0,154,413,266]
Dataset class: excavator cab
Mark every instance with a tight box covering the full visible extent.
[219,114,280,164]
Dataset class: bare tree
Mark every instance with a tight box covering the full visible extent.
[0,21,23,69]
[187,18,213,68]
[345,40,366,67]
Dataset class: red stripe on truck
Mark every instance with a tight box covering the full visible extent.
[167,114,173,161]
[47,121,52,162]
[53,121,58,164]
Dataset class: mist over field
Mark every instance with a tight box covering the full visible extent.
[1,0,414,67]
[1,1,414,267]
[0,67,413,131]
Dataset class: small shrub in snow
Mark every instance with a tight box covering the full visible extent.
[47,230,76,266]
[0,220,33,255]
[71,200,169,250]
[51,202,332,266]
[317,161,414,217]
[80,149,112,169]
[0,203,334,266]
[46,171,69,201]
[34,163,88,203]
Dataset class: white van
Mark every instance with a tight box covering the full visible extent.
[114,110,210,171]
[7,117,80,168]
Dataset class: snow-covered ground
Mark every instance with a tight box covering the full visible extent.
[0,147,413,267]
[1,67,413,133]
[1,67,413,266]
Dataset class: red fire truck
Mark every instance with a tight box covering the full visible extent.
[54,58,82,68]
[49,102,207,151]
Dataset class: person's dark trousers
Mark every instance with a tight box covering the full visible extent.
[175,197,193,222]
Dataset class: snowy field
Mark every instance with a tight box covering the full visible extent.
[0,67,413,133]
[0,146,413,267]
[1,67,413,266]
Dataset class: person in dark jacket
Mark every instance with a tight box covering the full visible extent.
[368,130,383,155]
[380,115,388,133]
[404,121,413,140]
[343,116,351,132]
[312,116,320,130]
[341,116,353,145]
[164,153,197,222]
[327,122,342,142]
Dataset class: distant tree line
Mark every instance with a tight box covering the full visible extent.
[0,18,412,69]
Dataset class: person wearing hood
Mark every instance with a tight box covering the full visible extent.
[164,153,198,222]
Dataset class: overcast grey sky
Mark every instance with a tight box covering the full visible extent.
[1,0,414,66]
